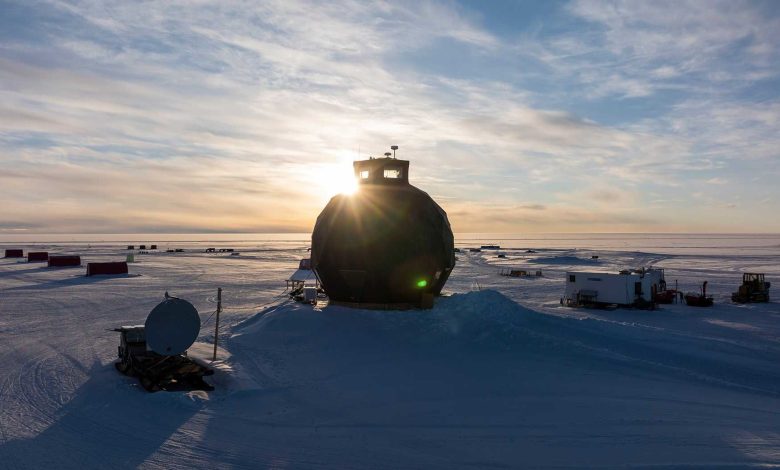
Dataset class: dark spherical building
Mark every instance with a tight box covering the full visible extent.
[311,151,455,308]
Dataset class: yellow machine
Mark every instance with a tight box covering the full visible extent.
[732,273,770,303]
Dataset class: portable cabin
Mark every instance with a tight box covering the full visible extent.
[139,245,146,250]
[150,244,157,250]
[563,268,664,307]
[127,245,135,250]
[27,252,49,262]
[86,262,128,276]
[48,255,81,267]
[4,249,23,258]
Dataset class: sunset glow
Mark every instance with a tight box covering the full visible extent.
[0,1,778,234]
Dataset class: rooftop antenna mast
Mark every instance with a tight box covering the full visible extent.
[391,145,398,159]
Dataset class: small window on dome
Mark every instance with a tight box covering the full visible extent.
[384,167,403,179]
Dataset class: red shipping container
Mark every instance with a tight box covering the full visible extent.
[48,255,81,267]
[27,252,49,262]
[86,262,128,276]
[4,249,23,258]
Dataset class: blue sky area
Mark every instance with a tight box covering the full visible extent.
[1,0,779,233]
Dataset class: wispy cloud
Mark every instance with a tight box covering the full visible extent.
[0,0,778,233]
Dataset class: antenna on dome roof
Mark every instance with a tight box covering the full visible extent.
[390,145,398,159]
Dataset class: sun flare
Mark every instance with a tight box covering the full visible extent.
[316,161,359,197]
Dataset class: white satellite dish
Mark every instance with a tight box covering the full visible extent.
[144,297,201,355]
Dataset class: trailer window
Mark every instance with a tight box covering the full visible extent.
[569,275,576,282]
[634,282,642,295]
[359,170,370,179]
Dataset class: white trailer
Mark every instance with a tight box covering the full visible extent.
[563,268,665,307]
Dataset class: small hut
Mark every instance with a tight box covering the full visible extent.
[27,252,49,262]
[4,249,24,258]
[86,262,128,276]
[48,255,81,267]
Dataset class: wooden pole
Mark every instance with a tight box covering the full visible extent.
[213,287,222,361]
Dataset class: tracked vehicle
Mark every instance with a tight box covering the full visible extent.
[732,273,770,303]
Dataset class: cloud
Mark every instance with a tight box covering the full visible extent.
[0,0,778,233]
[445,201,663,233]
[706,178,728,185]
[564,0,780,93]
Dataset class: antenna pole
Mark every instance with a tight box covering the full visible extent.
[213,287,222,361]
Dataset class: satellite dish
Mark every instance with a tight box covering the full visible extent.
[145,297,201,355]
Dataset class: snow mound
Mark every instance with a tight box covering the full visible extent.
[227,290,780,396]
[232,290,538,353]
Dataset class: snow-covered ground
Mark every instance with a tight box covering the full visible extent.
[1,237,779,468]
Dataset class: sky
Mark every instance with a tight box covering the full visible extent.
[1,0,779,234]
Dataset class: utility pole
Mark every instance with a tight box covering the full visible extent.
[213,287,222,361]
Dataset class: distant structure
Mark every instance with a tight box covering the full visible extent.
[4,249,23,258]
[48,255,81,267]
[27,252,49,262]
[311,146,455,308]
[86,262,129,276]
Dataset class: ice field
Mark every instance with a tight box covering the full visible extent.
[1,234,779,468]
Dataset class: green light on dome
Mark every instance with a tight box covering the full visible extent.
[416,279,427,288]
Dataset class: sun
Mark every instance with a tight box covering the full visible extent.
[318,162,359,197]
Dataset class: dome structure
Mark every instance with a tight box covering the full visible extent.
[311,148,455,308]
